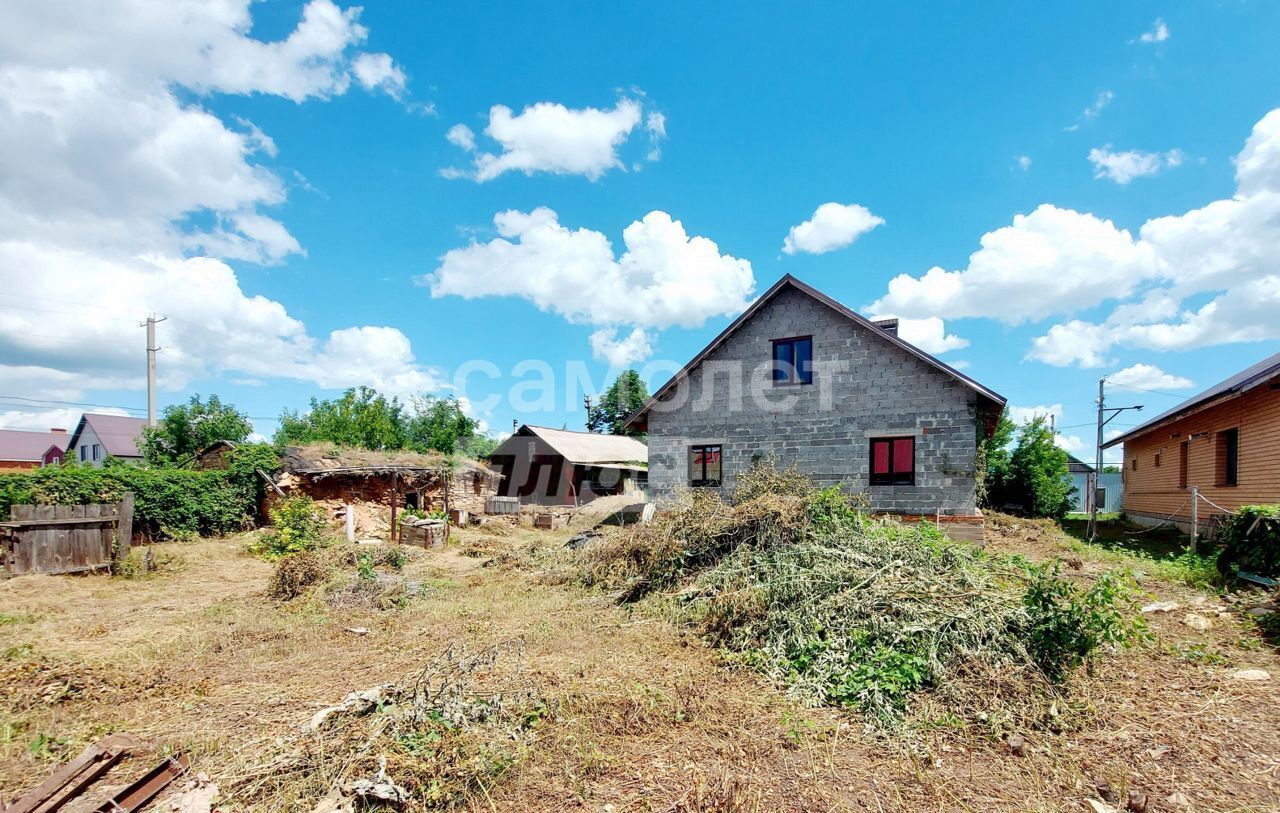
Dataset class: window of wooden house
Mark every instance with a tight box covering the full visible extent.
[689,444,723,487]
[92,444,101,462]
[1178,441,1188,489]
[1216,428,1239,487]
[1154,452,1161,467]
[771,336,813,386]
[870,436,915,486]
[1131,457,1138,471]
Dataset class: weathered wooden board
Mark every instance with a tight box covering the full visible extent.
[2,497,133,576]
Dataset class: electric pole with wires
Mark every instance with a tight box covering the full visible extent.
[141,314,167,427]
[1087,376,1143,540]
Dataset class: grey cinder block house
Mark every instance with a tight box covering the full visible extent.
[625,275,1006,532]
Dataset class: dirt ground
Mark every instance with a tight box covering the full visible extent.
[1,517,1277,812]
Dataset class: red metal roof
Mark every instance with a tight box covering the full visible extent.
[0,428,68,462]
[68,413,147,458]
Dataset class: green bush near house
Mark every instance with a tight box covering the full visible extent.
[1216,504,1280,579]
[248,495,329,560]
[0,443,280,540]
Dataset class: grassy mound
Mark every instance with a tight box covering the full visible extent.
[580,472,1145,733]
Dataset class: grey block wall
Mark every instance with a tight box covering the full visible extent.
[646,286,983,514]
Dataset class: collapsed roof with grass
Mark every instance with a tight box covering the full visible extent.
[276,445,501,521]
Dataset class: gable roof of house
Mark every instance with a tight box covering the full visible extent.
[0,429,68,462]
[1065,452,1095,474]
[501,425,648,468]
[624,274,1006,429]
[1103,350,1280,448]
[67,413,147,458]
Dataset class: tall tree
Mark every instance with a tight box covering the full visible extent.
[588,370,649,437]
[407,395,481,454]
[976,407,1016,508]
[1009,415,1074,519]
[140,394,253,466]
[275,387,408,450]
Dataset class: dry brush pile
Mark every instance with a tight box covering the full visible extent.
[577,463,1148,735]
[224,640,548,810]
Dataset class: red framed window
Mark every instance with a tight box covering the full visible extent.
[690,444,723,487]
[869,436,915,486]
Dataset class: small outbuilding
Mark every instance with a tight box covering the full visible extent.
[489,425,648,506]
[272,444,501,538]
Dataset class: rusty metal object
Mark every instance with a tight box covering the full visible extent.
[91,753,189,813]
[4,734,137,813]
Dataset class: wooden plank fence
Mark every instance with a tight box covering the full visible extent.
[1,494,133,576]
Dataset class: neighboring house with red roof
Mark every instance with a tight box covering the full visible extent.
[0,427,69,471]
[66,413,147,466]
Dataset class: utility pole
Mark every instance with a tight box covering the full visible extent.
[1087,377,1143,540]
[584,394,593,432]
[141,315,167,427]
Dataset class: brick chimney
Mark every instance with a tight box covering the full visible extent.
[871,318,898,337]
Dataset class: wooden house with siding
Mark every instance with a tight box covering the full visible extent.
[1103,351,1280,532]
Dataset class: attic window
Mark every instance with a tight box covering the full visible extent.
[772,337,813,385]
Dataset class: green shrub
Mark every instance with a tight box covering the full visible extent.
[0,443,280,540]
[1217,504,1280,578]
[249,496,328,559]
[1021,566,1147,681]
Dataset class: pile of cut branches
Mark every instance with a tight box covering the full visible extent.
[580,470,1146,733]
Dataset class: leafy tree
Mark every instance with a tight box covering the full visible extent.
[140,394,253,466]
[1102,465,1121,473]
[1009,416,1074,519]
[275,387,408,450]
[407,395,481,454]
[976,408,1016,509]
[462,434,499,459]
[588,370,649,437]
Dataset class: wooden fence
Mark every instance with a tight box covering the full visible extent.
[1,495,133,576]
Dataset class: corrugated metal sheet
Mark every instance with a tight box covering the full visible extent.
[509,425,648,467]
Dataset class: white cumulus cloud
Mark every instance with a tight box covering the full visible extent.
[443,98,664,182]
[425,208,755,362]
[589,328,654,368]
[1030,109,1280,365]
[888,317,969,355]
[868,204,1159,324]
[1088,146,1184,184]
[782,203,884,255]
[1138,18,1170,44]
[1106,364,1193,392]
[0,0,443,404]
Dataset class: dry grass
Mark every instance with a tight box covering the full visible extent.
[0,519,1277,812]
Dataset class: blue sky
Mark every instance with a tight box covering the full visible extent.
[2,1,1279,460]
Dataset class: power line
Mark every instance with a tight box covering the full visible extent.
[0,395,277,422]
[0,394,147,412]
[1106,381,1191,399]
